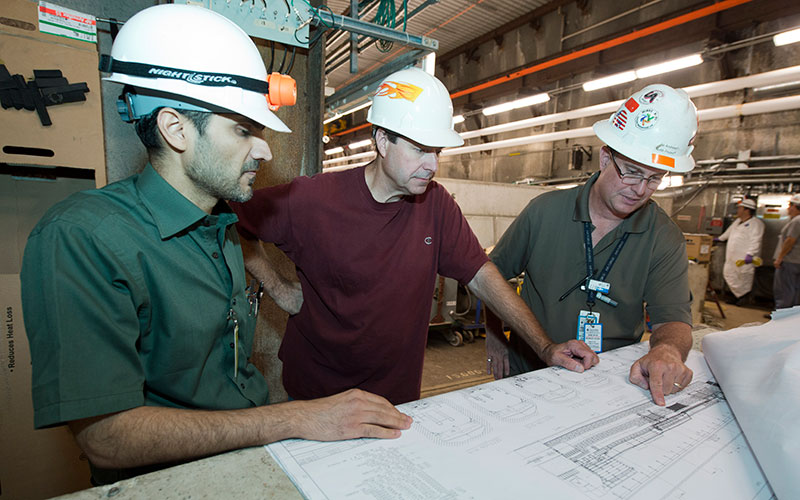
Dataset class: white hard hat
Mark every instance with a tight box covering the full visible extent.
[593,84,698,173]
[790,194,800,206]
[739,199,757,210]
[367,67,463,148]
[102,4,294,133]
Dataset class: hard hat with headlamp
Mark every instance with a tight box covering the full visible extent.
[367,67,463,148]
[593,84,698,173]
[101,4,296,133]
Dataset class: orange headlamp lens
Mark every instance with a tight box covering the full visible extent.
[266,72,297,110]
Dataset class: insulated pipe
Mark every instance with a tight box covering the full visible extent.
[696,155,800,165]
[441,94,800,157]
[459,65,800,140]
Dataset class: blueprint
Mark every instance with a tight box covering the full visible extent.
[267,344,775,500]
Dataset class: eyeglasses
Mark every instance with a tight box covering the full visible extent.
[609,150,664,189]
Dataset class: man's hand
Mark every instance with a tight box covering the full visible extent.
[485,328,510,380]
[294,389,412,441]
[629,344,693,406]
[541,340,599,373]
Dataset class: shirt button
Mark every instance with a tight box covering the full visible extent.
[229,342,235,348]
[240,383,246,389]
[232,298,237,305]
[203,219,212,227]
[212,251,219,259]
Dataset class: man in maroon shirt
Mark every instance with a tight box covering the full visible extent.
[234,68,597,405]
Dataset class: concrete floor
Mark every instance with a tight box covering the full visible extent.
[420,300,771,398]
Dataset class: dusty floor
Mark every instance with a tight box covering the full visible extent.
[420,300,772,398]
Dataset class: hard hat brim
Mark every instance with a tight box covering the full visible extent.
[405,128,465,148]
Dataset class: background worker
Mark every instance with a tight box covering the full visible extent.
[717,198,765,306]
[486,84,696,407]
[20,5,410,486]
[773,194,800,309]
[234,67,598,406]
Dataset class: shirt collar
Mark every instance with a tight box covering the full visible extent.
[136,164,238,239]
[573,171,655,234]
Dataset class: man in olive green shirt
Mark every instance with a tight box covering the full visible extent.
[20,5,410,485]
[487,84,697,406]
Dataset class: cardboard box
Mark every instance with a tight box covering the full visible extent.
[1,274,91,499]
[685,233,713,263]
[0,0,106,186]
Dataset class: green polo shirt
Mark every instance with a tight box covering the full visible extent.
[490,172,691,373]
[21,164,268,430]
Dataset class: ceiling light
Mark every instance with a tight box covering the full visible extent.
[635,54,703,79]
[774,27,800,47]
[323,101,372,124]
[348,139,373,150]
[582,71,636,91]
[554,183,578,190]
[324,146,344,155]
[453,114,465,125]
[482,93,550,116]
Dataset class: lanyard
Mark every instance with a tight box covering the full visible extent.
[583,222,629,308]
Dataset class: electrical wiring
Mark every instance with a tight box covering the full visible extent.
[286,46,297,74]
[294,0,334,48]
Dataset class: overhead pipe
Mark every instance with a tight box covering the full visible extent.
[696,155,800,165]
[441,94,800,157]
[459,65,800,140]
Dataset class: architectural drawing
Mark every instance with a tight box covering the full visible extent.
[267,344,774,500]
[402,399,490,446]
[459,384,537,423]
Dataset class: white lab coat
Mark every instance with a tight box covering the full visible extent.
[718,216,765,297]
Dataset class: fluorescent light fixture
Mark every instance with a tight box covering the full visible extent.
[774,27,800,47]
[554,183,579,190]
[323,101,372,125]
[582,71,636,91]
[453,114,465,125]
[324,146,344,155]
[482,93,550,116]
[635,54,703,79]
[348,139,373,150]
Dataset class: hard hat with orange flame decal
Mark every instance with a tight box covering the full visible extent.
[367,67,463,148]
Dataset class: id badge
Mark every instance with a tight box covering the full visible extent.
[587,279,611,294]
[584,323,603,352]
[577,310,600,342]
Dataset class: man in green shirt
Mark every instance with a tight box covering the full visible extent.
[487,84,697,407]
[20,5,410,485]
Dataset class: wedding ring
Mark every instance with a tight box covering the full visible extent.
[487,358,493,363]
[673,382,683,389]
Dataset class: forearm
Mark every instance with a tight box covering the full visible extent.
[467,262,552,357]
[776,237,796,261]
[69,403,303,469]
[240,235,302,315]
[70,390,412,470]
[649,321,692,361]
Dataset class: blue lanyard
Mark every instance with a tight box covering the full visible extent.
[583,222,629,308]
